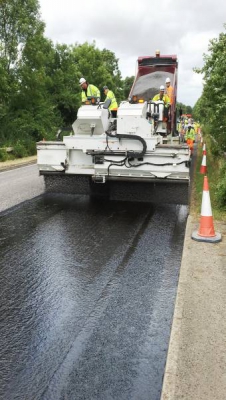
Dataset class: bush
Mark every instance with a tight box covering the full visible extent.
[209,140,222,157]
[12,142,28,158]
[0,148,8,162]
[215,161,226,209]
[26,140,37,155]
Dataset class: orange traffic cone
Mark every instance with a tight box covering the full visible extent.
[192,176,221,243]
[202,143,206,155]
[200,143,207,174]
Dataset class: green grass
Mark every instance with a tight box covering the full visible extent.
[190,136,226,221]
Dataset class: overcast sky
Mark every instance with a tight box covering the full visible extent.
[38,0,226,106]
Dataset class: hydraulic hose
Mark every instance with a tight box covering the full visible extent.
[86,128,147,159]
[105,129,147,158]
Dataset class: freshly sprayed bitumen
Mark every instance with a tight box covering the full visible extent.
[0,194,188,399]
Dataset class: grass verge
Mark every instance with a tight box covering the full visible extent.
[190,136,226,221]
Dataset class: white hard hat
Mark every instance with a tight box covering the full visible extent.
[79,77,86,85]
[165,77,171,83]
[160,85,165,91]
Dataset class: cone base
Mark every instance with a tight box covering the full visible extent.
[191,230,222,243]
[200,166,207,174]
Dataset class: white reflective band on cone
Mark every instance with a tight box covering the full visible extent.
[201,191,212,217]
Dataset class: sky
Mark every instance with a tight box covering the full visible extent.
[38,0,226,107]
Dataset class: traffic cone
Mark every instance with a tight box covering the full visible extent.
[200,134,203,146]
[200,143,207,174]
[192,176,221,243]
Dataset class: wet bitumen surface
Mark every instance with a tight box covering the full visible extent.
[0,194,188,400]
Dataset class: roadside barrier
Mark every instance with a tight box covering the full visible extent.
[0,147,13,153]
[192,175,221,243]
[200,143,207,174]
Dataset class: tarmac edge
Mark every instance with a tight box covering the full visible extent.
[160,214,226,400]
[160,214,193,400]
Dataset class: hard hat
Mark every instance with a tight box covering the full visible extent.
[165,77,171,83]
[160,85,165,91]
[188,124,191,127]
[79,77,86,85]
[103,86,108,90]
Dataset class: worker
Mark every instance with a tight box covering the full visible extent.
[165,77,174,104]
[152,86,171,132]
[79,77,100,103]
[194,121,198,134]
[152,85,170,106]
[179,121,185,143]
[103,86,118,118]
[185,124,195,153]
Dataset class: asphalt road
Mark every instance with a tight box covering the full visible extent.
[0,165,188,400]
[0,164,44,213]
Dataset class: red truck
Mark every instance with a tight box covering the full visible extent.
[129,50,178,136]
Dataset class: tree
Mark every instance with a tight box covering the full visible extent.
[194,25,226,150]
[0,3,128,151]
[71,42,123,102]
[176,102,193,116]
[48,43,81,125]
[123,76,135,100]
[0,0,57,144]
[11,33,63,142]
[0,0,44,71]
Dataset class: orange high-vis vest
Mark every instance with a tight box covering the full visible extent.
[166,85,174,104]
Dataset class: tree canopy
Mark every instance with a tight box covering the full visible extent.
[193,25,226,150]
[0,1,128,151]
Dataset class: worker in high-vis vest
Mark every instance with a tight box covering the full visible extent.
[165,77,174,105]
[103,86,118,118]
[152,85,171,125]
[185,124,195,153]
[152,85,170,106]
[79,77,100,103]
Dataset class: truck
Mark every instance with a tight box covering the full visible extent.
[36,51,191,205]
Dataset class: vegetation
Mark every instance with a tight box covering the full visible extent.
[191,136,226,221]
[193,27,226,151]
[193,25,226,215]
[176,102,193,116]
[0,0,131,158]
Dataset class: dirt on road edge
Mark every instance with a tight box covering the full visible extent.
[0,155,37,171]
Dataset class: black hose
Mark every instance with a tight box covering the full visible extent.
[86,124,188,171]
[105,129,147,158]
[127,159,188,168]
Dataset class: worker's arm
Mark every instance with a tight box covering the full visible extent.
[81,91,87,103]
[152,94,159,101]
